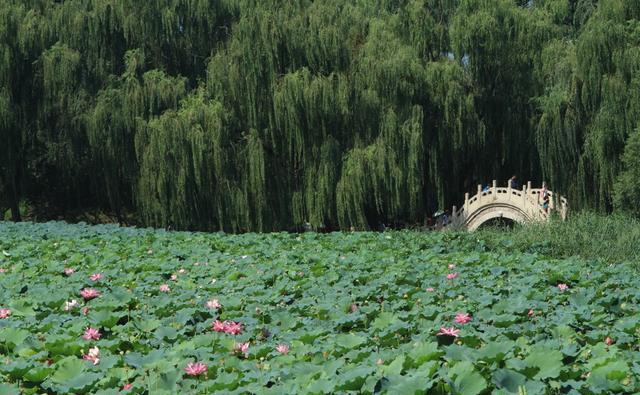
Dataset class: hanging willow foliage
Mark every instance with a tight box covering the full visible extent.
[136,91,229,230]
[3,0,640,229]
[86,51,187,217]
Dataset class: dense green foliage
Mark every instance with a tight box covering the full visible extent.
[475,212,640,264]
[1,222,639,394]
[1,0,640,230]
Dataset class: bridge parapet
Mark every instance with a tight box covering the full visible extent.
[451,180,568,231]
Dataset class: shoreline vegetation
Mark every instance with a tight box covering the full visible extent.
[473,212,640,265]
[2,211,637,264]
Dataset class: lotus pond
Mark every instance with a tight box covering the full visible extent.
[0,221,638,394]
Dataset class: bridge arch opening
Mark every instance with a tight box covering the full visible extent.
[465,204,531,231]
[476,217,516,230]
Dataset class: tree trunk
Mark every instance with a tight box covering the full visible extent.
[9,171,21,222]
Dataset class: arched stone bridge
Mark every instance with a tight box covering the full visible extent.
[451,181,568,231]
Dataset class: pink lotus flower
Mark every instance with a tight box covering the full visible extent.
[234,342,250,355]
[275,344,289,355]
[448,264,456,269]
[212,320,243,334]
[604,336,614,346]
[89,273,103,281]
[83,327,101,340]
[83,346,100,365]
[170,274,177,281]
[527,309,535,318]
[159,284,170,293]
[64,299,78,311]
[82,307,90,316]
[447,273,458,280]
[0,309,11,319]
[0,268,6,273]
[80,288,101,300]
[426,287,435,292]
[454,313,472,324]
[557,283,569,291]
[64,268,75,276]
[212,320,225,332]
[224,321,243,335]
[206,299,221,309]
[437,327,460,337]
[184,362,208,376]
[122,383,133,390]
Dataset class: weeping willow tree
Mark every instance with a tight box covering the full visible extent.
[534,39,583,200]
[423,60,485,207]
[0,3,34,221]
[136,91,221,230]
[529,0,640,211]
[0,88,17,220]
[336,107,425,229]
[4,0,640,230]
[571,0,640,209]
[451,0,559,179]
[39,43,90,208]
[613,128,640,217]
[87,50,187,220]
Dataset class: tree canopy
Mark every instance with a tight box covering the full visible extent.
[1,0,639,230]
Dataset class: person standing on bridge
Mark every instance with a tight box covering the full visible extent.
[508,175,519,189]
[541,182,550,213]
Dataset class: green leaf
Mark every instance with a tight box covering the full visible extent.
[335,333,366,349]
[449,361,474,378]
[385,374,434,395]
[136,319,161,332]
[155,326,178,341]
[383,355,405,376]
[64,372,101,392]
[0,383,20,395]
[587,360,629,392]
[307,378,335,394]
[88,309,121,328]
[478,341,514,362]
[336,366,373,391]
[524,348,563,379]
[124,350,165,369]
[0,328,30,347]
[50,357,85,384]
[408,342,441,367]
[148,370,180,393]
[371,312,398,330]
[24,366,53,382]
[454,370,487,395]
[492,369,527,393]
